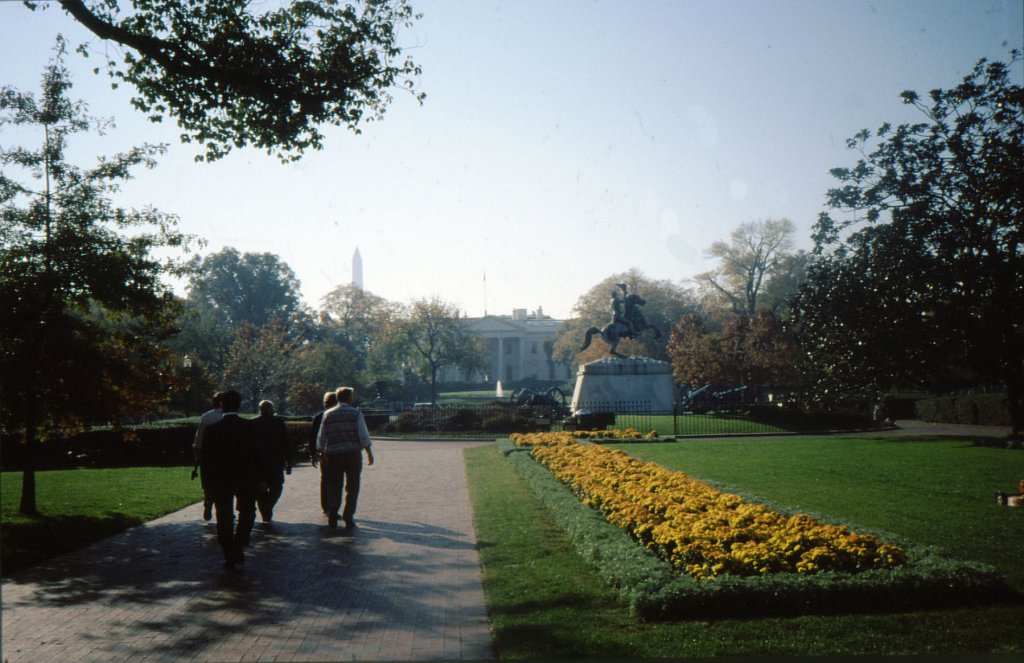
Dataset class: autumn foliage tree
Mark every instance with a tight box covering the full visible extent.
[668,311,798,388]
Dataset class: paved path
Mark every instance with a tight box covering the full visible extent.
[835,419,1013,439]
[2,439,495,662]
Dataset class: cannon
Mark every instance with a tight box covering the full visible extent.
[509,387,570,419]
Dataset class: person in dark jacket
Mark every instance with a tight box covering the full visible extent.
[253,400,291,523]
[200,390,260,569]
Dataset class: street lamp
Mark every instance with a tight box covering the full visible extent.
[182,355,193,414]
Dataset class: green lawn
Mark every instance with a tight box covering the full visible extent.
[614,435,1024,590]
[465,435,1024,657]
[1,467,202,575]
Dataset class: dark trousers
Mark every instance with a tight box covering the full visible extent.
[257,475,284,522]
[213,487,256,561]
[199,465,213,507]
[320,451,363,521]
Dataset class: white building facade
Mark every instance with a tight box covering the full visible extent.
[440,307,571,384]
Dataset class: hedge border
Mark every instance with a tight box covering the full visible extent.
[915,394,1010,426]
[497,439,1012,620]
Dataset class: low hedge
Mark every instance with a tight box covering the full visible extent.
[915,394,1010,426]
[746,404,877,431]
[2,418,313,471]
[498,439,1011,620]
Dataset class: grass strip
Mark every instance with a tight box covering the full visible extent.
[498,439,1010,620]
[2,467,201,575]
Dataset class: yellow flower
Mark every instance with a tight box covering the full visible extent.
[529,439,907,580]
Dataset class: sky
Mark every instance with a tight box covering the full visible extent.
[1,0,1021,320]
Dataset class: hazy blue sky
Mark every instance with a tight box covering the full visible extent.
[2,0,1021,319]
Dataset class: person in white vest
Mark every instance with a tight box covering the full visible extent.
[316,387,375,530]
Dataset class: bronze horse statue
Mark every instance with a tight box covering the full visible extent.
[580,293,661,357]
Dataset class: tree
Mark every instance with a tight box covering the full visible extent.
[0,40,193,513]
[790,52,1024,433]
[666,313,724,386]
[186,248,303,329]
[668,311,798,388]
[288,340,359,412]
[176,247,306,379]
[399,297,485,405]
[319,283,402,376]
[694,218,801,318]
[552,269,699,368]
[222,319,296,412]
[29,0,425,161]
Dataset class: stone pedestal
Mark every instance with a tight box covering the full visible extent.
[570,357,675,414]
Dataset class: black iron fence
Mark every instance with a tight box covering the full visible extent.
[567,400,657,435]
[357,391,878,439]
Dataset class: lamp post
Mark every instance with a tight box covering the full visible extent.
[182,355,193,415]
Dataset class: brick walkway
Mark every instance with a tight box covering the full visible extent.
[2,439,495,662]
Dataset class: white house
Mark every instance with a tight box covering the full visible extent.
[440,307,571,384]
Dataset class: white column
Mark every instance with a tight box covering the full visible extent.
[496,335,504,382]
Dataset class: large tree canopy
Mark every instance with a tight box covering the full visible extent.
[185,247,304,330]
[28,0,424,161]
[790,52,1024,433]
[0,40,194,513]
[175,247,307,384]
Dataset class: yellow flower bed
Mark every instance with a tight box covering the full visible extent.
[511,428,656,447]
[528,437,906,580]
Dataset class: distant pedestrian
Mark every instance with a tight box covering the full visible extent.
[193,391,224,521]
[309,390,338,516]
[317,387,375,530]
[253,400,291,523]
[201,390,260,569]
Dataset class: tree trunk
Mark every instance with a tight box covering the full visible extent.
[18,381,39,515]
[1006,344,1023,438]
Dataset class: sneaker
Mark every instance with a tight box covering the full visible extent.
[343,518,355,531]
[203,502,213,521]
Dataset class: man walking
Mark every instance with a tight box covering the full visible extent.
[309,390,338,516]
[193,392,224,521]
[201,390,260,569]
[316,387,375,530]
[253,399,291,524]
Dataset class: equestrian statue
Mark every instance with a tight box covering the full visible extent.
[580,282,661,358]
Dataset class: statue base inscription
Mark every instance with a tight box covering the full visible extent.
[570,357,675,415]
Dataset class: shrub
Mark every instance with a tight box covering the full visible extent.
[445,408,483,431]
[482,413,534,434]
[916,394,1010,426]
[390,411,425,433]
